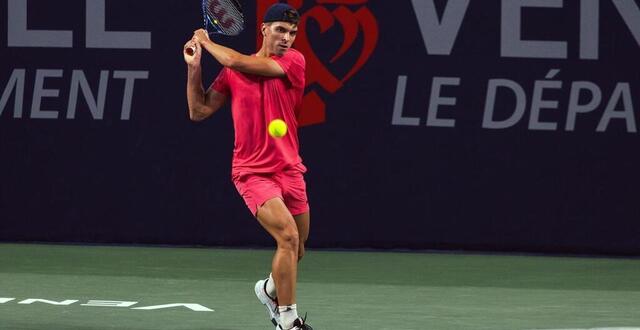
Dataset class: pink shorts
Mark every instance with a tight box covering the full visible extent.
[232,169,309,216]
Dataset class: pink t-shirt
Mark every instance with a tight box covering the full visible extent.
[211,48,307,174]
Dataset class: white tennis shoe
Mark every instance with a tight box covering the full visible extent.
[255,279,279,326]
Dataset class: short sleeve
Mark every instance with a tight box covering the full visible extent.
[210,68,230,96]
[272,49,306,88]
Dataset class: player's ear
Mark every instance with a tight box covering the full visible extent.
[261,23,267,36]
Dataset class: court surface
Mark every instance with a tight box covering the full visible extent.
[1,243,639,330]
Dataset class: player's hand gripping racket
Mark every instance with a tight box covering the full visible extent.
[185,0,244,56]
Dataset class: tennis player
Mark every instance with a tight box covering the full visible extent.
[183,3,312,330]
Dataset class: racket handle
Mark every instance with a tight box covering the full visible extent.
[186,45,196,56]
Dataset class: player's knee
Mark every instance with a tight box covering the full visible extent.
[277,224,299,252]
[279,234,299,252]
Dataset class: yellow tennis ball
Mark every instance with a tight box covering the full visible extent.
[268,119,287,138]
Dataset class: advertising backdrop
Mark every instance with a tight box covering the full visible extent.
[1,0,639,254]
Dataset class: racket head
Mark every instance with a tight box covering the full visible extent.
[202,0,245,36]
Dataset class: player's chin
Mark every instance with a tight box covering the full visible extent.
[276,46,289,55]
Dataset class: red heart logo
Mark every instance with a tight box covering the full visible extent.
[296,4,378,125]
[296,5,378,93]
[257,1,379,126]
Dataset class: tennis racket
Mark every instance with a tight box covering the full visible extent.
[185,0,245,56]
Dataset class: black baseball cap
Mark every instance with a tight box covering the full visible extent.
[263,3,300,24]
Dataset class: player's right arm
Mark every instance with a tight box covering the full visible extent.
[184,39,227,122]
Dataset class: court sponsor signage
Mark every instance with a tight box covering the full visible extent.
[1,0,639,253]
[1,0,150,121]
[393,0,640,134]
[0,297,213,312]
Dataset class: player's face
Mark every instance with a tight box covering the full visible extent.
[263,22,298,56]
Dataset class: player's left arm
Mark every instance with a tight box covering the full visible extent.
[193,29,285,77]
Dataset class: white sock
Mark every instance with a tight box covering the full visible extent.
[278,304,298,329]
[266,273,277,299]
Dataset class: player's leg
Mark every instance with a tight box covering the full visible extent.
[273,170,313,329]
[277,168,310,263]
[256,197,300,306]
[233,173,288,326]
[254,210,309,327]
[293,212,310,261]
[246,170,312,329]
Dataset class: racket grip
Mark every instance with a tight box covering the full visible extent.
[186,45,196,56]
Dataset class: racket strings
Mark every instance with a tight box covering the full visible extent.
[205,0,244,35]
